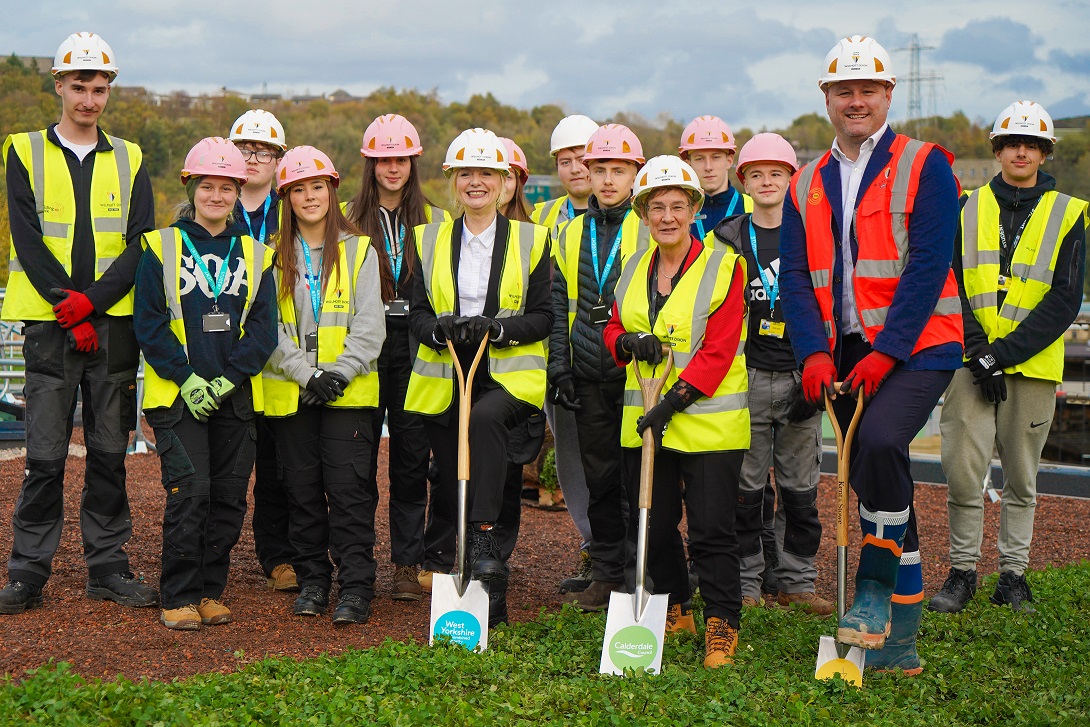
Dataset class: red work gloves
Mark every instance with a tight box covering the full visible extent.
[801,352,837,406]
[842,351,897,398]
[67,321,99,353]
[50,288,95,328]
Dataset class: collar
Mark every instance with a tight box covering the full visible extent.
[989,171,1056,210]
[588,195,632,225]
[47,122,113,152]
[461,215,498,246]
[830,123,888,165]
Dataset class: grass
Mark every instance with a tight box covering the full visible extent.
[2,562,1088,726]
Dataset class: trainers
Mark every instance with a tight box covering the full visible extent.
[268,563,300,592]
[777,591,835,616]
[332,594,372,625]
[704,616,738,668]
[558,548,592,594]
[161,604,201,630]
[87,572,158,608]
[741,595,764,608]
[467,526,507,583]
[392,565,423,601]
[666,602,696,634]
[0,581,44,615]
[418,569,437,594]
[562,580,621,612]
[990,571,1035,613]
[927,568,977,614]
[196,598,232,625]
[293,585,330,616]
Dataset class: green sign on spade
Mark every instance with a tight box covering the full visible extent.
[608,625,659,671]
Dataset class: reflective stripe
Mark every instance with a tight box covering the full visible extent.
[890,139,925,216]
[27,130,72,239]
[854,259,903,278]
[962,192,981,267]
[106,135,132,241]
[675,248,725,368]
[933,297,962,316]
[969,292,997,310]
[861,306,888,329]
[93,217,125,233]
[492,354,546,373]
[810,269,830,287]
[161,229,183,322]
[97,256,117,273]
[688,391,748,415]
[794,161,820,232]
[418,224,453,316]
[412,356,452,380]
[1010,261,1031,279]
[8,258,23,273]
[497,222,534,318]
[1025,194,1071,287]
[635,223,651,252]
[1000,304,1035,325]
[613,249,640,310]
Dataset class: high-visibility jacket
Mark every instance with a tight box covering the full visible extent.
[554,210,651,335]
[961,186,1088,383]
[404,219,549,414]
[2,130,142,320]
[141,228,274,411]
[339,201,449,225]
[614,245,750,453]
[532,195,578,241]
[790,134,963,354]
[262,236,380,416]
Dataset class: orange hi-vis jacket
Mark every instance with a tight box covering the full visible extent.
[790,134,963,355]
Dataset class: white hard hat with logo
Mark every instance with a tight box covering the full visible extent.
[443,128,510,177]
[991,101,1056,143]
[230,109,288,151]
[550,115,600,156]
[631,155,705,215]
[818,35,896,89]
[52,32,119,80]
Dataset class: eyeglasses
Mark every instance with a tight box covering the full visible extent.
[647,203,692,218]
[237,149,277,163]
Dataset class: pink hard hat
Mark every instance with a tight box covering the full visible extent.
[361,114,423,158]
[181,137,248,185]
[736,133,799,176]
[584,124,645,165]
[500,137,529,181]
[275,146,340,194]
[679,115,736,156]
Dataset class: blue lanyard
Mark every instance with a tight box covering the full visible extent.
[383,223,406,284]
[693,191,740,240]
[589,217,622,301]
[180,229,235,303]
[242,195,273,243]
[749,220,779,315]
[300,239,323,322]
[565,198,575,221]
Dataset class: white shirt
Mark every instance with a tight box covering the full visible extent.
[457,217,497,317]
[54,129,97,163]
[829,123,888,336]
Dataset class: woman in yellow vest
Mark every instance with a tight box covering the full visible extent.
[343,114,448,602]
[404,128,551,627]
[261,146,386,626]
[603,156,749,669]
[134,137,277,631]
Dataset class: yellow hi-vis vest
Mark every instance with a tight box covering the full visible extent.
[262,236,379,416]
[140,228,274,411]
[961,186,1088,384]
[614,245,750,453]
[532,195,577,240]
[2,130,142,320]
[404,219,550,415]
[554,210,652,334]
[339,201,450,225]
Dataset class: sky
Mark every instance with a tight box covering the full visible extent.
[4,1,1089,132]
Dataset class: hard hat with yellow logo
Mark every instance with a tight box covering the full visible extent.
[584,124,645,165]
[52,32,118,80]
[275,146,340,194]
[442,128,509,177]
[180,137,248,185]
[230,109,287,151]
[362,114,424,158]
[990,101,1056,143]
[679,115,736,157]
[631,155,704,215]
[818,35,896,89]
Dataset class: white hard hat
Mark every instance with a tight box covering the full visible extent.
[631,155,705,215]
[52,32,118,81]
[230,109,288,151]
[991,101,1057,144]
[818,35,896,90]
[443,128,510,177]
[550,115,600,156]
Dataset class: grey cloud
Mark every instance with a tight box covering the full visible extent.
[937,18,1038,73]
[1048,49,1090,75]
[1048,94,1090,119]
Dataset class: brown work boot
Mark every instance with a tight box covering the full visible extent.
[742,595,764,608]
[392,565,423,602]
[161,604,201,631]
[268,563,300,592]
[196,598,232,625]
[665,602,696,634]
[704,616,738,668]
[418,569,437,594]
[777,591,834,616]
[562,580,621,612]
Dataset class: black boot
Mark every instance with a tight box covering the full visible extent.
[332,594,372,625]
[488,581,509,628]
[990,571,1034,613]
[927,568,977,614]
[467,524,506,583]
[87,572,158,607]
[0,581,44,615]
[293,585,329,616]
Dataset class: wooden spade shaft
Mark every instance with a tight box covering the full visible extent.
[633,349,673,618]
[448,336,490,594]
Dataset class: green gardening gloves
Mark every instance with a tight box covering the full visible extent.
[209,376,237,402]
[181,374,218,422]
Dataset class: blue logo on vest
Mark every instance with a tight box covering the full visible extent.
[433,610,482,650]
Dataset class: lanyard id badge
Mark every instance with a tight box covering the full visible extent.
[758,318,785,338]
[385,298,409,316]
[203,308,231,332]
[180,229,236,334]
[304,331,318,352]
[588,304,611,325]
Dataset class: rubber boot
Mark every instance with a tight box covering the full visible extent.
[838,505,908,650]
[864,601,923,675]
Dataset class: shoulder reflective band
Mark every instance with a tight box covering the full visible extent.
[180,229,236,302]
[589,217,622,302]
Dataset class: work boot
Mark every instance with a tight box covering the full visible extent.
[392,565,423,601]
[865,601,923,675]
[838,505,907,650]
[558,547,592,594]
[562,580,621,612]
[87,572,159,608]
[777,591,835,616]
[293,585,330,616]
[742,595,764,609]
[990,571,1035,613]
[0,581,44,615]
[665,602,696,634]
[467,525,507,583]
[268,563,300,592]
[488,582,509,629]
[418,569,437,594]
[703,617,738,668]
[196,598,232,625]
[332,594,372,625]
[161,604,201,631]
[927,568,977,614]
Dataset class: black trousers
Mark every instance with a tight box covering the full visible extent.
[251,414,295,576]
[573,377,629,582]
[368,325,430,566]
[624,447,744,629]
[149,390,256,610]
[268,406,377,599]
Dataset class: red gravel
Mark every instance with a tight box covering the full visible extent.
[0,428,1087,681]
